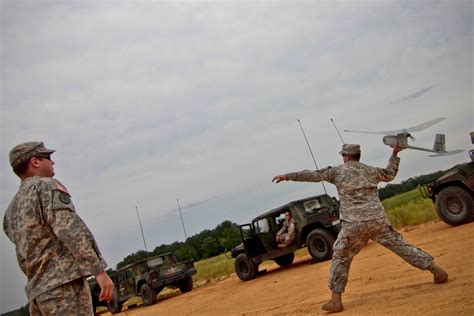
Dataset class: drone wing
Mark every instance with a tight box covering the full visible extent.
[405,117,446,132]
[343,129,386,135]
[344,117,446,135]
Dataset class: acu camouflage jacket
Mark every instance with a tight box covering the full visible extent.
[3,176,107,301]
[286,155,400,223]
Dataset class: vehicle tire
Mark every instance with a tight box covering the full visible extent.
[234,253,258,281]
[178,276,193,293]
[140,283,157,306]
[306,228,336,262]
[107,289,123,314]
[435,186,474,226]
[274,252,295,267]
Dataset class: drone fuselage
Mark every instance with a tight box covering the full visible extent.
[383,134,409,148]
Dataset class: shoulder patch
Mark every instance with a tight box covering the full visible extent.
[58,193,71,204]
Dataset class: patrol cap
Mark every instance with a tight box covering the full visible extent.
[339,144,361,155]
[9,142,55,169]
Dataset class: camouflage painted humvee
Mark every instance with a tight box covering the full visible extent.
[90,252,196,314]
[231,194,341,281]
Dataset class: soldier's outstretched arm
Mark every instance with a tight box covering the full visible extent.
[274,168,335,184]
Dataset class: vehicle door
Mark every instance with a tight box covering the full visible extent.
[240,224,262,257]
[254,217,278,252]
[117,268,136,298]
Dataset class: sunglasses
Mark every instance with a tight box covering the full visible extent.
[35,154,51,161]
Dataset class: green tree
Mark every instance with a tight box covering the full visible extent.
[117,220,242,267]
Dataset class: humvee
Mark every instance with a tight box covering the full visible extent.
[420,148,474,226]
[420,133,474,226]
[231,194,341,281]
[91,252,196,314]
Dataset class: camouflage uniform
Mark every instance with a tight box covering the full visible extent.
[285,151,434,293]
[3,142,108,315]
[276,217,296,246]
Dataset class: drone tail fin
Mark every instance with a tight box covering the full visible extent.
[429,133,465,157]
[433,134,446,152]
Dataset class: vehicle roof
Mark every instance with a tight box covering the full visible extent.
[251,194,329,221]
[117,252,175,271]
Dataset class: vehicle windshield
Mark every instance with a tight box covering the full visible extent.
[303,199,322,213]
[254,218,269,233]
[241,225,252,239]
[148,254,178,268]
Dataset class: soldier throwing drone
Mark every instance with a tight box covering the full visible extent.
[272,143,448,313]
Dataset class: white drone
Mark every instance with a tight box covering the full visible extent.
[344,117,464,157]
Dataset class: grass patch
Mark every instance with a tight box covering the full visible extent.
[193,253,235,284]
[383,188,438,228]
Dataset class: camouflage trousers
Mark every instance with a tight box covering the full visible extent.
[29,277,94,316]
[329,219,434,293]
[277,233,295,246]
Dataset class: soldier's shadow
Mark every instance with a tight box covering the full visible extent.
[255,257,315,279]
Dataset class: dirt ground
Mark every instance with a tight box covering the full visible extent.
[104,221,474,315]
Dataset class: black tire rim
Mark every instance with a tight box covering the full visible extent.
[142,287,152,304]
[313,238,327,253]
[238,261,249,274]
[446,196,463,215]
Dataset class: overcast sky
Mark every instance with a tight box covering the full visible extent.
[1,0,472,312]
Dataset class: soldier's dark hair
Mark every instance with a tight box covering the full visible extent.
[13,160,30,176]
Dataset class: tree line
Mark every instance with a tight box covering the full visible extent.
[378,169,446,200]
[116,220,241,269]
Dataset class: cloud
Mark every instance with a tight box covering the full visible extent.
[390,85,437,104]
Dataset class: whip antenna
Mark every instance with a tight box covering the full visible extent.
[135,206,148,252]
[297,119,327,194]
[331,118,345,144]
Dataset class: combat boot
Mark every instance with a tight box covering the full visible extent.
[428,262,448,283]
[321,292,343,313]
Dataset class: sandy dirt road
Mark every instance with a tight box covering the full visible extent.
[104,221,473,315]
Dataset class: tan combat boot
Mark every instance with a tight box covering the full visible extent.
[428,262,448,283]
[321,292,343,313]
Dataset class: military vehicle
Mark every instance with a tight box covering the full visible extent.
[420,135,474,226]
[231,194,341,281]
[90,252,196,314]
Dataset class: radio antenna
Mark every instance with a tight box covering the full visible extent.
[297,119,327,194]
[135,206,148,252]
[331,118,345,144]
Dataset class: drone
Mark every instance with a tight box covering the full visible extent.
[344,117,464,157]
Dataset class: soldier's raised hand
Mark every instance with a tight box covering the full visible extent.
[392,145,405,157]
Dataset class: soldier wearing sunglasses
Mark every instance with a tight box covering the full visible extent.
[4,142,114,315]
